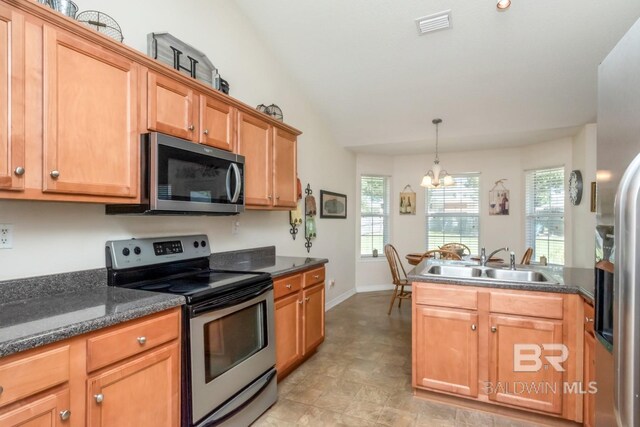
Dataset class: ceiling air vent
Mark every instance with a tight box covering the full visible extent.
[415,10,451,35]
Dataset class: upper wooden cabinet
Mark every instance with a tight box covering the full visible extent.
[237,112,298,209]
[147,72,196,141]
[0,5,24,191]
[42,27,139,199]
[199,95,236,151]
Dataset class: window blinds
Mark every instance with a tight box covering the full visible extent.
[360,175,390,257]
[425,174,480,253]
[525,167,565,265]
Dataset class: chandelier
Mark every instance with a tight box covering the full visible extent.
[421,118,454,188]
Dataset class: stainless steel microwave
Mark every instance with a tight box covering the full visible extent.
[106,133,244,215]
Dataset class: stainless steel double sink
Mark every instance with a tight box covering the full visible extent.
[421,264,558,284]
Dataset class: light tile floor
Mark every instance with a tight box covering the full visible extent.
[253,291,544,427]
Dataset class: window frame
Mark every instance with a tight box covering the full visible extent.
[524,166,565,265]
[425,173,481,254]
[359,174,391,259]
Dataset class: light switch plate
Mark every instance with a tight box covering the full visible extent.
[0,224,13,249]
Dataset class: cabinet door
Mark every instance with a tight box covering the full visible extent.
[414,306,478,397]
[147,72,196,141]
[236,112,272,206]
[583,330,596,427]
[272,128,297,208]
[302,283,325,355]
[42,28,138,198]
[0,5,24,191]
[87,343,179,427]
[488,314,563,414]
[0,388,70,426]
[274,291,302,377]
[199,95,235,151]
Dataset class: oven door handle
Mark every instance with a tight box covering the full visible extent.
[198,368,276,426]
[231,163,241,203]
[191,281,273,316]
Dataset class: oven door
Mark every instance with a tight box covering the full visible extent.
[150,132,244,214]
[189,286,275,424]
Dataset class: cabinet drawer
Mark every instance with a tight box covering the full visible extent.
[414,284,478,310]
[303,267,325,288]
[274,274,302,299]
[87,309,180,372]
[584,300,595,336]
[490,291,564,320]
[0,345,70,408]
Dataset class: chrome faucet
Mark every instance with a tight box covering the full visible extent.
[509,251,517,270]
[480,247,509,266]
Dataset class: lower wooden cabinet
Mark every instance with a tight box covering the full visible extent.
[274,266,325,380]
[583,301,596,427]
[0,308,180,427]
[414,306,478,397]
[412,282,582,423]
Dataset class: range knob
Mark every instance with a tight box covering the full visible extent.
[201,240,207,248]
[122,248,130,256]
[134,247,141,255]
[193,241,199,248]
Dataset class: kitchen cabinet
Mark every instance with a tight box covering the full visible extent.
[199,95,236,151]
[237,112,298,209]
[42,27,139,199]
[414,306,478,397]
[273,266,325,380]
[583,301,595,427]
[0,308,180,427]
[147,72,197,141]
[412,282,582,423]
[0,5,25,191]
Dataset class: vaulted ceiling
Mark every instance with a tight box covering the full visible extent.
[234,0,640,154]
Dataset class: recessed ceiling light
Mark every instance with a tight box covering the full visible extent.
[497,0,511,10]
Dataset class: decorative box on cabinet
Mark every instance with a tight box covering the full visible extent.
[273,266,325,380]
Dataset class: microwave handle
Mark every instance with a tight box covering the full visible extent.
[231,163,241,203]
[225,165,233,202]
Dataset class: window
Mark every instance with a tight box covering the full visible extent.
[525,167,565,265]
[360,175,390,257]
[425,174,480,253]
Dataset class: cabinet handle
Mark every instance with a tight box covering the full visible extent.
[585,317,594,323]
[286,284,292,289]
[59,410,71,421]
[14,166,25,176]
[298,300,303,305]
[204,129,209,135]
[471,324,477,331]
[188,124,195,131]
[267,195,272,199]
[137,336,147,345]
[305,297,310,302]
[313,275,320,279]
[94,393,104,404]
[276,195,280,200]
[491,326,497,333]
[50,170,60,179]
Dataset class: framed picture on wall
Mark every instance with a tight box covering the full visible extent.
[400,185,416,215]
[489,179,510,215]
[320,190,347,219]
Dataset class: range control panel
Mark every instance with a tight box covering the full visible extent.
[106,235,210,270]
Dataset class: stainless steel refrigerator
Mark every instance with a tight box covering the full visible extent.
[596,16,640,427]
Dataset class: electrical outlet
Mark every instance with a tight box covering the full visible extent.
[231,219,240,235]
[329,279,335,288]
[0,224,13,249]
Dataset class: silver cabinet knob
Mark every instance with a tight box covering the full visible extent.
[14,166,25,176]
[59,410,71,421]
[203,129,209,135]
[286,284,292,289]
[188,124,195,131]
[137,336,147,345]
[50,170,60,179]
[313,275,320,279]
[305,297,310,302]
[94,393,104,403]
[298,300,303,305]
[267,195,272,199]
[276,195,280,199]
[471,324,477,331]
[491,326,497,333]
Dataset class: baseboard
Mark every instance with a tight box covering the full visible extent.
[325,288,357,311]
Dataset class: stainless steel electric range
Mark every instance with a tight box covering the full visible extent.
[105,235,276,427]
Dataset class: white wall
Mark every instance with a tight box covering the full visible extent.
[0,0,357,306]
[355,132,597,288]
[571,124,597,268]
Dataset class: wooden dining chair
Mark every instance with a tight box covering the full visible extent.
[418,249,462,263]
[520,247,534,265]
[384,244,412,315]
[439,243,471,257]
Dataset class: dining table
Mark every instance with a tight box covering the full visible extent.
[405,252,504,266]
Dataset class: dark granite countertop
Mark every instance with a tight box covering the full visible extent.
[210,246,328,278]
[0,270,184,358]
[408,260,594,301]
